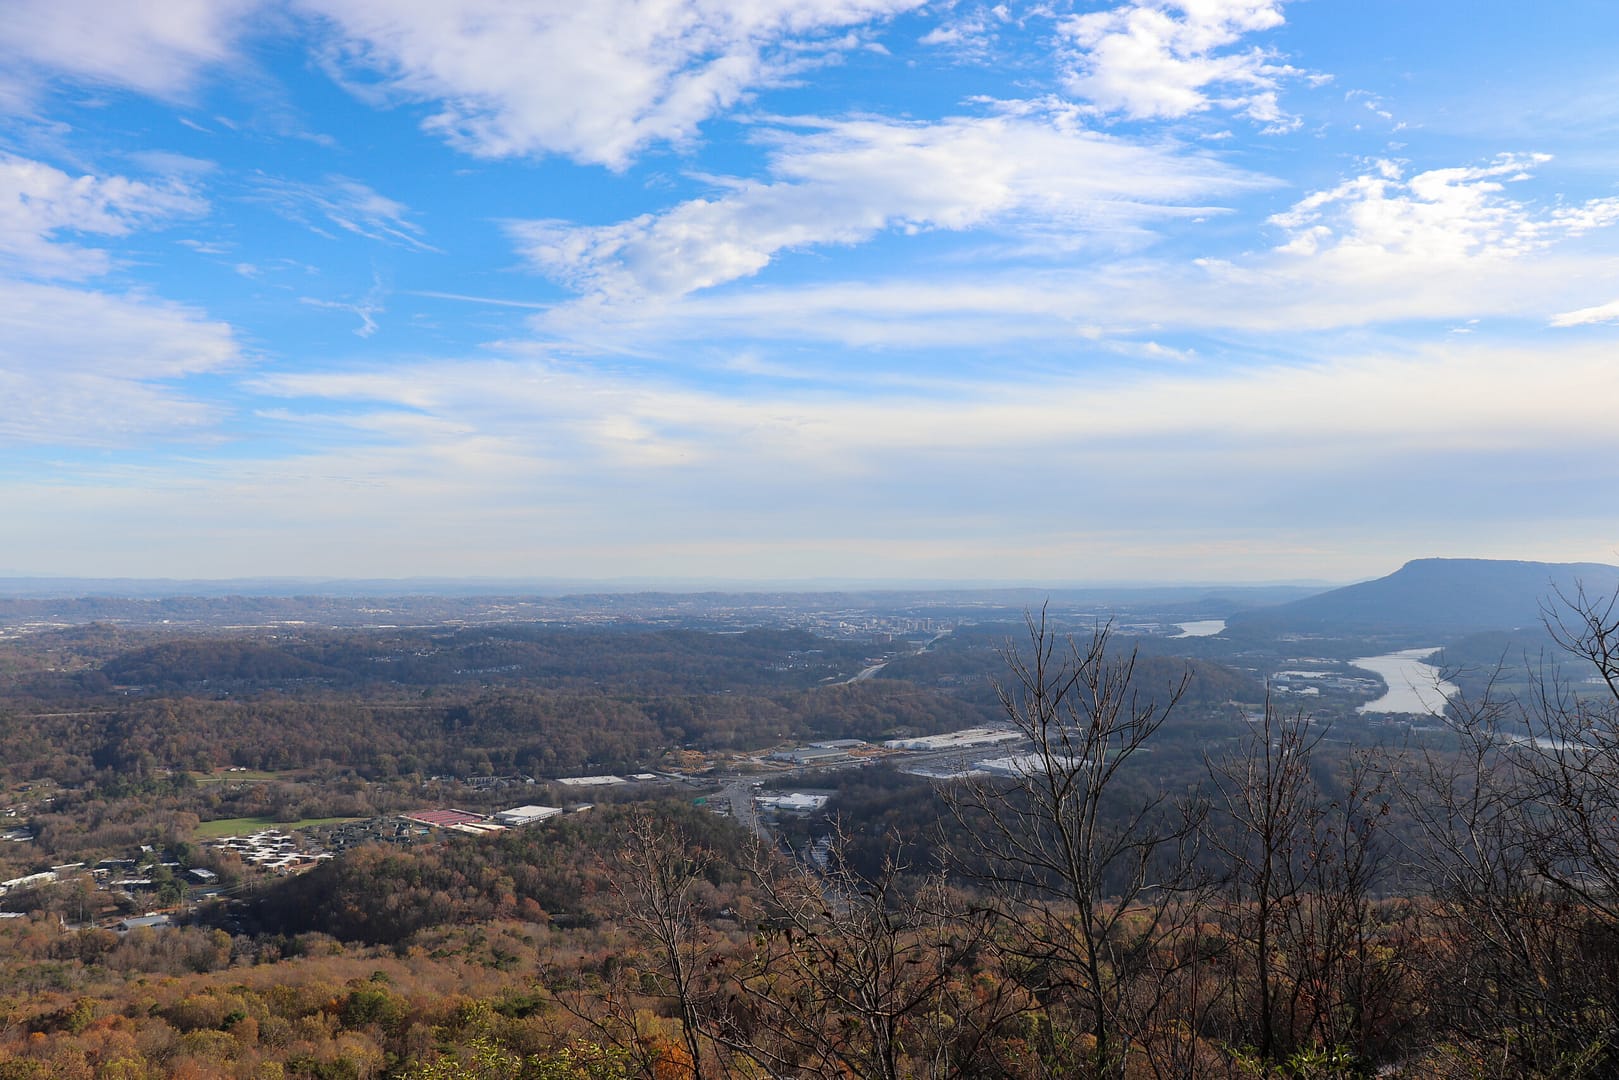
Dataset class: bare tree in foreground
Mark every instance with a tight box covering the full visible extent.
[1391,581,1619,1075]
[1208,696,1402,1070]
[566,811,725,1079]
[1207,695,1322,1065]
[947,611,1211,1078]
[594,814,1021,1080]
[712,833,1020,1080]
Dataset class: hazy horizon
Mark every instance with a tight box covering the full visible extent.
[0,571,1347,595]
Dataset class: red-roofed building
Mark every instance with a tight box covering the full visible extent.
[402,809,487,829]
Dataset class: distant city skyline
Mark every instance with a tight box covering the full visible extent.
[2,2,1616,583]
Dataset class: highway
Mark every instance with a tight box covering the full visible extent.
[721,779,772,842]
[844,661,888,684]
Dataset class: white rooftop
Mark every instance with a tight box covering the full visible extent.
[882,728,1022,751]
[756,793,829,812]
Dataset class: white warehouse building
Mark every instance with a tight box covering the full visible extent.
[495,805,564,827]
[882,727,1022,752]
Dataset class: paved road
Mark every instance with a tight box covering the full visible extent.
[722,779,772,842]
[842,628,953,684]
[845,662,888,684]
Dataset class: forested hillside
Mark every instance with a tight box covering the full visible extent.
[1,593,1616,1077]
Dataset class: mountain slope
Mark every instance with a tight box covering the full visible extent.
[1227,558,1619,636]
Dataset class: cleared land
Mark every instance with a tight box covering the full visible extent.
[194,815,360,838]
[191,769,284,784]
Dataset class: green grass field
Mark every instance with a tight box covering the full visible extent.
[191,769,283,784]
[194,815,361,838]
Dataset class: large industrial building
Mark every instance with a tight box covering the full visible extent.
[881,727,1022,752]
[494,805,564,826]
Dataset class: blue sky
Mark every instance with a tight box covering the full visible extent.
[2,0,1617,584]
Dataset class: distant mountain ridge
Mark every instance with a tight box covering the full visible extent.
[1228,558,1619,636]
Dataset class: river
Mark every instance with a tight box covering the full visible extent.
[1352,648,1459,715]
[1174,619,1226,637]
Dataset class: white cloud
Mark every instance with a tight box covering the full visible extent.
[528,152,1619,347]
[1551,298,1619,327]
[250,175,436,251]
[0,153,205,279]
[0,0,259,105]
[212,337,1619,586]
[1058,0,1304,130]
[252,338,1619,479]
[179,239,234,256]
[298,0,924,168]
[1268,154,1619,263]
[533,274,1107,350]
[10,330,1610,581]
[513,112,1264,301]
[1223,153,1619,327]
[918,3,1010,57]
[0,284,237,381]
[0,282,240,445]
[0,154,236,446]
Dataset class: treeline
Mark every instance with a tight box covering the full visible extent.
[882,623,1260,711]
[0,679,1002,787]
[0,619,1268,796]
[88,625,879,695]
[0,623,880,702]
[0,621,1025,788]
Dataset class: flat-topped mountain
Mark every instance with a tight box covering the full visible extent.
[1228,557,1619,637]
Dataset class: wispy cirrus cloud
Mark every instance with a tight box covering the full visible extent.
[250,175,436,251]
[512,110,1266,303]
[300,273,390,337]
[254,341,1619,466]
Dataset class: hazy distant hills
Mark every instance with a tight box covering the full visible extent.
[0,581,1328,632]
[4,563,1611,640]
[1228,558,1619,637]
